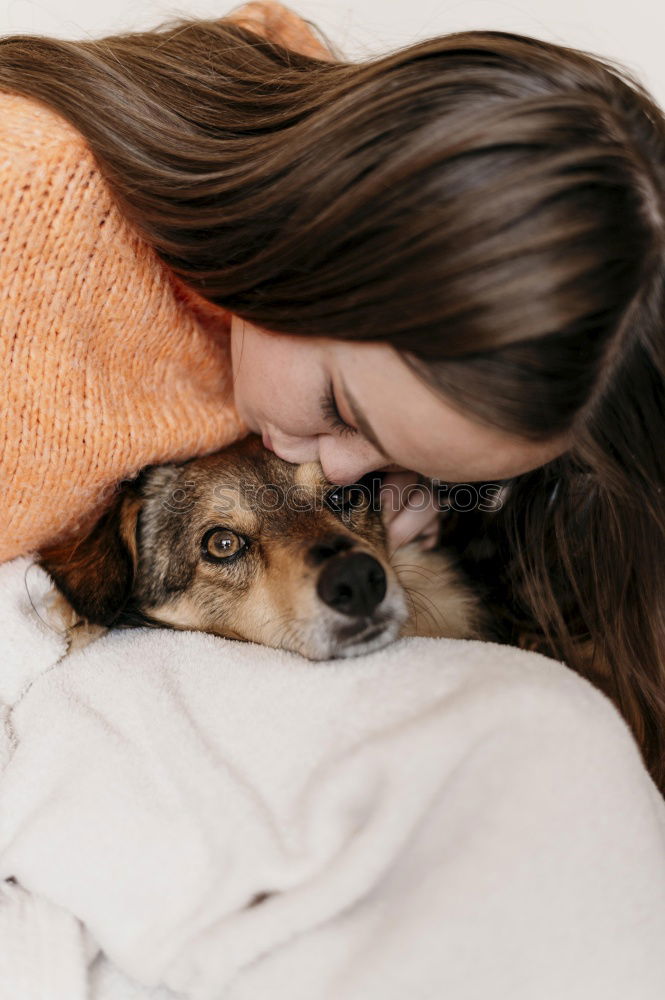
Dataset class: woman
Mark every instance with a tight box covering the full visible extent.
[1,2,664,793]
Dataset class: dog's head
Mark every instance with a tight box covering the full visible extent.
[39,435,418,659]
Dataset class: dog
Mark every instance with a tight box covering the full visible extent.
[38,435,487,659]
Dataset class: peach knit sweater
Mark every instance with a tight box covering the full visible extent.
[0,2,334,564]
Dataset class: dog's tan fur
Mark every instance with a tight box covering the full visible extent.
[39,435,487,659]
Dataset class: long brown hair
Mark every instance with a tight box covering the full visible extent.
[2,8,665,788]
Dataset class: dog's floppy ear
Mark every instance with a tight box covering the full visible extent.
[38,486,143,626]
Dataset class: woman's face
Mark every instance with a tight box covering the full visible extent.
[230,318,570,485]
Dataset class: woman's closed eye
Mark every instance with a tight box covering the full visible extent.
[320,383,357,438]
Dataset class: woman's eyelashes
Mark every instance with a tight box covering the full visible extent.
[320,383,357,438]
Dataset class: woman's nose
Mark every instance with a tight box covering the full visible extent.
[270,434,320,465]
[318,435,388,485]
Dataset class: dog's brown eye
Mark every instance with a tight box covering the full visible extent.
[202,527,246,561]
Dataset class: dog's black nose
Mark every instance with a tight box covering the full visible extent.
[317,553,387,617]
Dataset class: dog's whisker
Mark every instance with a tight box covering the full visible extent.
[409,587,444,624]
[402,586,442,632]
[391,560,447,583]
[402,596,437,627]
[399,584,422,627]
[22,562,69,639]
[260,610,310,631]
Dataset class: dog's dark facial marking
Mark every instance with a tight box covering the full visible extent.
[132,465,200,604]
[306,533,355,568]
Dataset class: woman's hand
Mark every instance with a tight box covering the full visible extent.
[379,468,441,554]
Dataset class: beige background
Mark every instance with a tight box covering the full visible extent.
[0,0,664,108]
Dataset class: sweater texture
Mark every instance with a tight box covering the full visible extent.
[0,2,334,563]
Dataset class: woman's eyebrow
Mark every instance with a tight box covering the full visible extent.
[339,377,389,458]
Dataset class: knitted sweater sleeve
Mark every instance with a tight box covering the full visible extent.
[0,95,248,563]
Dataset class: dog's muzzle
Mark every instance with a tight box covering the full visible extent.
[302,533,406,659]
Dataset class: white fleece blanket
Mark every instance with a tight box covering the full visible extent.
[2,554,665,1000]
